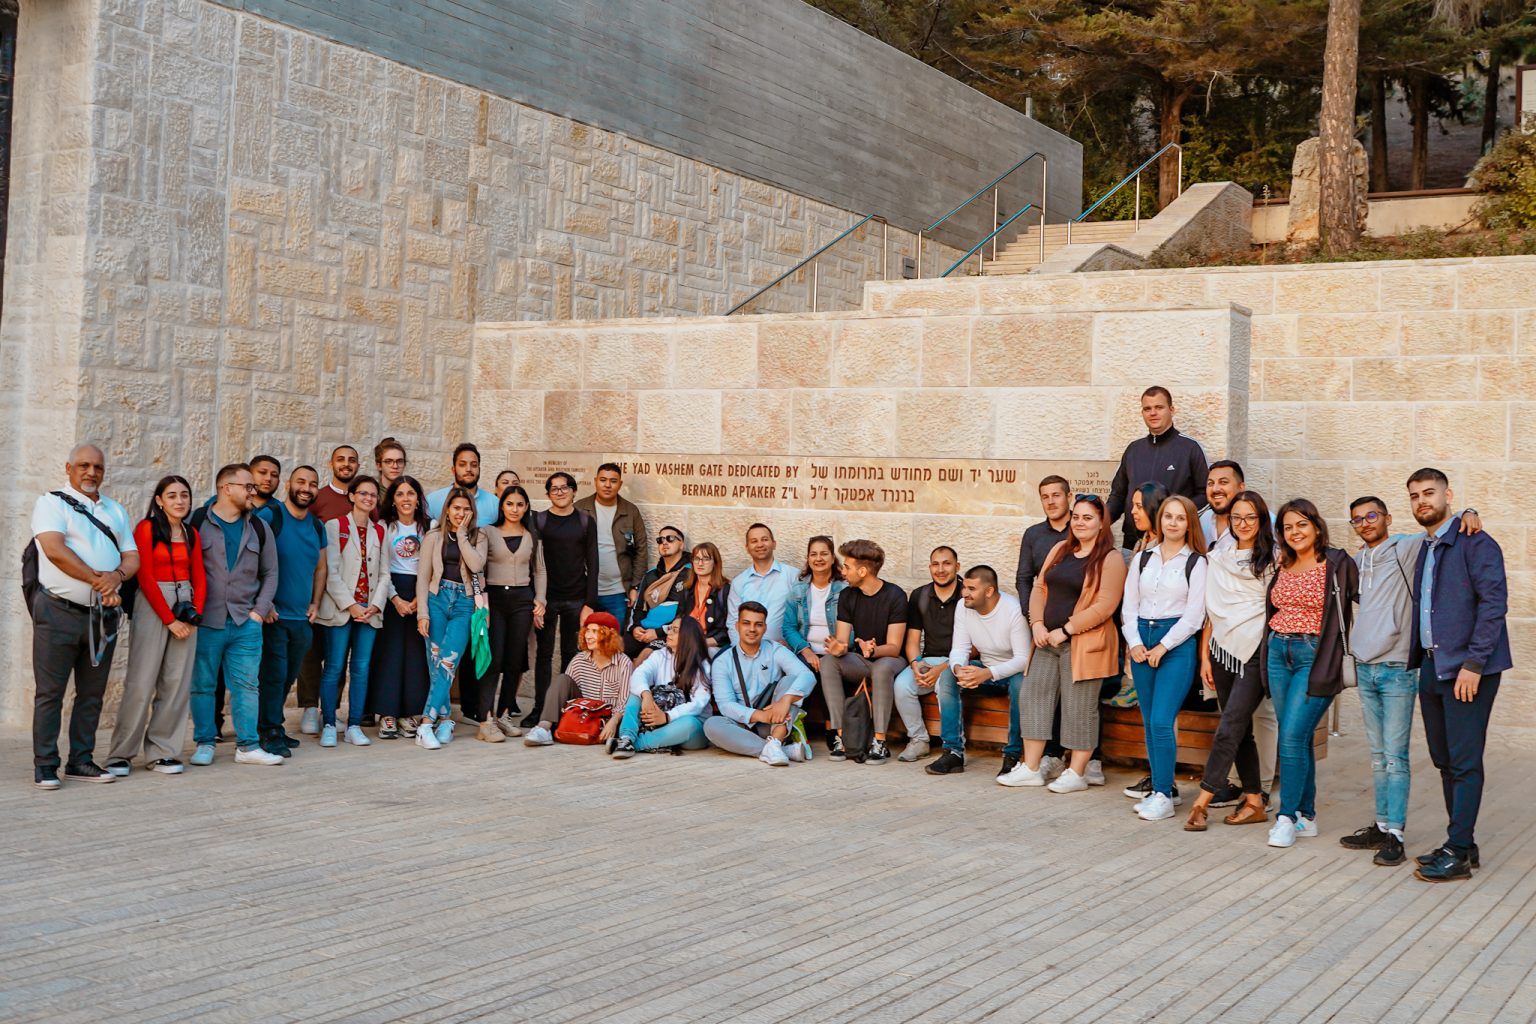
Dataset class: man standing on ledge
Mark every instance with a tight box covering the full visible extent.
[1406,468,1510,883]
[1107,386,1209,552]
[575,462,648,630]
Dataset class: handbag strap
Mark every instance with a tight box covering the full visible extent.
[1331,578,1353,657]
[730,647,774,711]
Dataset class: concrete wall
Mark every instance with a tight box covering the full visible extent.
[867,255,1536,728]
[212,0,1083,244]
[1251,192,1483,244]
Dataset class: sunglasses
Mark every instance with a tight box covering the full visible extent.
[658,535,684,544]
[1074,494,1104,506]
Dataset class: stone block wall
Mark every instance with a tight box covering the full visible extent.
[866,254,1536,728]
[474,304,1250,595]
[0,0,958,722]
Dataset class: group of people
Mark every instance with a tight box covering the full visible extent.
[27,388,1512,885]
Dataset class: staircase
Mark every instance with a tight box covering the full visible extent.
[981,220,1140,275]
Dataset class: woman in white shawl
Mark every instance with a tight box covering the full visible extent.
[1184,491,1277,832]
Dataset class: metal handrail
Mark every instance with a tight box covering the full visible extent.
[1066,142,1182,245]
[725,214,889,315]
[917,152,1048,277]
[941,203,1043,277]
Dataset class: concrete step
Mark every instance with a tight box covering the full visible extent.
[981,220,1141,274]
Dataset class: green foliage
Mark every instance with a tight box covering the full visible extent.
[1179,81,1321,199]
[1470,121,1536,229]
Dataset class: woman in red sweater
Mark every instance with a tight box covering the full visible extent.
[105,476,207,776]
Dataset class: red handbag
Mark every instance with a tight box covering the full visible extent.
[553,697,613,745]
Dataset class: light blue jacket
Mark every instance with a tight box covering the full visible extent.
[782,577,848,656]
[710,640,816,725]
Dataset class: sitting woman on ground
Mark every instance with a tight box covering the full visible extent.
[784,534,846,674]
[1121,494,1208,821]
[1261,498,1359,850]
[1184,490,1276,832]
[522,611,633,746]
[1005,494,1127,792]
[475,485,547,743]
[315,476,390,748]
[676,541,730,651]
[625,525,691,663]
[611,612,713,758]
[415,488,488,750]
[106,475,206,777]
[370,476,429,740]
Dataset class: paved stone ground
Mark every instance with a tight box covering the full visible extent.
[4,706,1535,1024]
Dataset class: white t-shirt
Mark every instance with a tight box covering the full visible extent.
[808,582,832,653]
[386,521,423,575]
[594,501,623,597]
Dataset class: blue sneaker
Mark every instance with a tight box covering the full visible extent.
[435,719,455,745]
[320,725,338,748]
[190,744,215,767]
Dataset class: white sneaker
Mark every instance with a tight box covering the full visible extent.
[1268,815,1298,848]
[300,707,321,735]
[1084,759,1106,786]
[235,747,283,766]
[759,738,790,767]
[787,740,811,763]
[1137,792,1176,821]
[1039,754,1066,781]
[1048,768,1089,793]
[344,725,371,746]
[416,723,442,750]
[897,737,931,763]
[997,762,1046,788]
[1296,815,1319,838]
[320,725,337,748]
[523,725,554,747]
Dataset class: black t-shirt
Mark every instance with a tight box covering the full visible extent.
[837,581,909,647]
[907,582,961,658]
[541,509,596,603]
[1042,553,1087,631]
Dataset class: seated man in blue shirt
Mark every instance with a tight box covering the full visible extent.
[703,602,816,766]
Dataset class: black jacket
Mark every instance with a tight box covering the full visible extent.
[1107,426,1209,549]
[678,579,732,650]
[1015,520,1068,617]
[1259,548,1359,699]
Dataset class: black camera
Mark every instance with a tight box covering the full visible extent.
[171,601,202,625]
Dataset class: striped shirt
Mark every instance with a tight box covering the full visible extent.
[565,651,634,711]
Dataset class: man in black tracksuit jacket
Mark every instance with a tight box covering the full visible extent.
[1106,386,1210,549]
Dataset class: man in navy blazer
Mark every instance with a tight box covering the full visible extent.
[1406,468,1511,883]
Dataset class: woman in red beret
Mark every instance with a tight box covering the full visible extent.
[521,610,632,747]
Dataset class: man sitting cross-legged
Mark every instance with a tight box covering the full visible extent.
[703,602,817,766]
[926,565,1030,776]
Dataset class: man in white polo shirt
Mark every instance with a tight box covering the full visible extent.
[28,443,138,790]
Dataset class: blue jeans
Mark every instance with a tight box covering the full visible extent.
[1266,634,1334,821]
[259,618,312,746]
[618,695,708,751]
[1356,660,1416,831]
[594,593,629,628]
[191,616,263,750]
[1131,618,1198,797]
[937,662,1022,757]
[893,657,954,739]
[424,582,473,723]
[320,621,379,727]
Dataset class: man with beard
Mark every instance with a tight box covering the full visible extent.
[426,443,498,526]
[1406,469,1510,883]
[298,445,360,733]
[255,466,329,756]
[249,455,281,509]
[1199,460,1253,550]
[310,445,360,522]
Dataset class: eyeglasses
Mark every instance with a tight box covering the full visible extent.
[380,458,405,467]
[225,482,258,493]
[1349,511,1384,526]
[548,485,572,494]
[1230,514,1261,527]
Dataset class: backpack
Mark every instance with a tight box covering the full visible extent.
[337,515,385,554]
[21,492,125,619]
[1138,548,1203,583]
[841,681,875,763]
[260,502,326,547]
[189,507,271,558]
[553,697,613,745]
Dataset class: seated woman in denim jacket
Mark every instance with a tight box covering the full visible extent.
[610,609,712,758]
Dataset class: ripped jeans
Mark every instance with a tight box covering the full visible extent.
[1356,660,1416,832]
[424,581,473,723]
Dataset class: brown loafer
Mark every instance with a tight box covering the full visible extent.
[1224,802,1269,826]
[1183,807,1208,832]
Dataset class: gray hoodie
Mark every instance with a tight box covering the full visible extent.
[1350,534,1418,665]
[196,509,279,628]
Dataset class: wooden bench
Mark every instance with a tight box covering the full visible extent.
[913,692,1327,770]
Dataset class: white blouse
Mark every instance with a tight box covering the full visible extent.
[1121,544,1208,651]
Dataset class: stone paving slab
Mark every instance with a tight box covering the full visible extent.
[3,718,1534,1024]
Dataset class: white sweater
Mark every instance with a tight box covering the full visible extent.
[948,593,1031,680]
